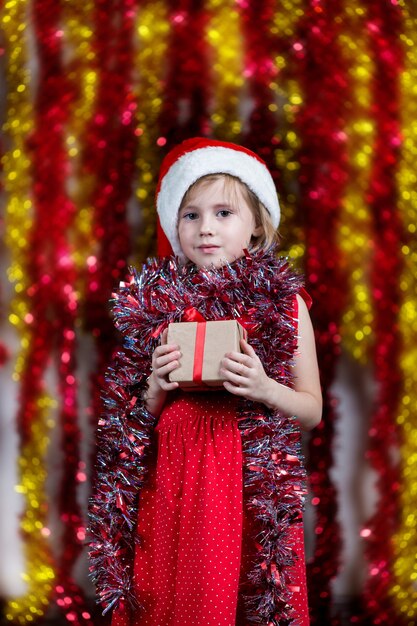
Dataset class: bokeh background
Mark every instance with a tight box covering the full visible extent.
[1,1,416,625]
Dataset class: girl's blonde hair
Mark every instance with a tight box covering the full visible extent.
[178,174,279,252]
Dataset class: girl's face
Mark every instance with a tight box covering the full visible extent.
[177,177,262,269]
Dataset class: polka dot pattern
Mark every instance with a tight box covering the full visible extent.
[111,390,309,626]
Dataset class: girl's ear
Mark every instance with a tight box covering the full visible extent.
[253,224,263,237]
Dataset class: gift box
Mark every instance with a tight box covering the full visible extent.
[167,320,247,389]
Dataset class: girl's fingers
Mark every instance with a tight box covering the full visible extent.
[154,342,179,357]
[222,349,255,374]
[160,380,179,391]
[240,339,260,360]
[156,358,181,378]
[223,351,253,367]
[154,349,181,368]
[221,357,251,377]
[160,328,169,345]
[223,380,245,395]
[221,368,248,386]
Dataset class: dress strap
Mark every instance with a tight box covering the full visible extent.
[292,288,312,333]
[298,287,312,310]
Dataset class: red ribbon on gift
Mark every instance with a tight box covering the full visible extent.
[150,307,206,339]
[181,308,207,383]
[181,306,206,323]
[193,321,206,383]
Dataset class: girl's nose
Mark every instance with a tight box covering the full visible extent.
[199,215,215,235]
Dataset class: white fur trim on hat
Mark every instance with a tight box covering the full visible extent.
[156,145,280,257]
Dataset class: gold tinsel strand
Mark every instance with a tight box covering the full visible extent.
[2,0,34,340]
[62,0,98,283]
[1,1,56,621]
[391,2,417,618]
[337,2,375,364]
[206,0,243,140]
[134,0,170,262]
[271,0,305,263]
[8,398,57,624]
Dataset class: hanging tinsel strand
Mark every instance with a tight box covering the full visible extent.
[294,1,349,622]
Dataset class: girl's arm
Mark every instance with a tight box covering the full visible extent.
[221,294,322,431]
[144,328,180,417]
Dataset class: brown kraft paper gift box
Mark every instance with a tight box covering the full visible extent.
[167,320,247,389]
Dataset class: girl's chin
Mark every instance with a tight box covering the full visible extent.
[194,255,242,269]
[193,258,225,269]
[182,250,246,269]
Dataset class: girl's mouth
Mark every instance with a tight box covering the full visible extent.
[198,245,220,253]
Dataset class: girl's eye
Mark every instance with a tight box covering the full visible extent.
[217,209,232,218]
[182,212,198,220]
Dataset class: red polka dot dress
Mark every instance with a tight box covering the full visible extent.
[111,390,310,626]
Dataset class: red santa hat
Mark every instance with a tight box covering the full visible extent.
[156,137,280,257]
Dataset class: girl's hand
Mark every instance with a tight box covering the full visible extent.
[145,329,180,416]
[221,296,322,430]
[149,328,181,392]
[220,339,274,404]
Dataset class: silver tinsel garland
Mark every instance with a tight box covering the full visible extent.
[88,248,308,625]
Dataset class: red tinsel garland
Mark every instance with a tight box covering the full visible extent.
[238,0,281,180]
[28,1,93,623]
[82,0,138,516]
[294,1,349,622]
[363,2,405,623]
[154,0,211,257]
[158,0,210,151]
[88,249,308,624]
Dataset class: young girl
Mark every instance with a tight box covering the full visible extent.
[88,137,322,626]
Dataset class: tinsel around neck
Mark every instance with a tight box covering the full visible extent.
[88,246,307,625]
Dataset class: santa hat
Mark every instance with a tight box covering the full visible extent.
[156,137,280,257]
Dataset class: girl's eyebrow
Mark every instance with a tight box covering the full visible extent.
[179,204,198,213]
[180,202,232,212]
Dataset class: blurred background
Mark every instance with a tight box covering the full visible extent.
[0,1,416,624]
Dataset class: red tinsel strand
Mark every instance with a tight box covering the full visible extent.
[55,320,92,626]
[82,0,137,496]
[19,0,73,438]
[80,0,138,609]
[152,0,210,258]
[81,5,138,614]
[85,0,136,298]
[83,0,137,314]
[0,203,10,368]
[157,0,211,151]
[82,0,136,317]
[29,1,93,623]
[19,0,72,507]
[0,343,9,367]
[238,0,281,182]
[139,0,208,259]
[363,3,405,623]
[294,1,349,622]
